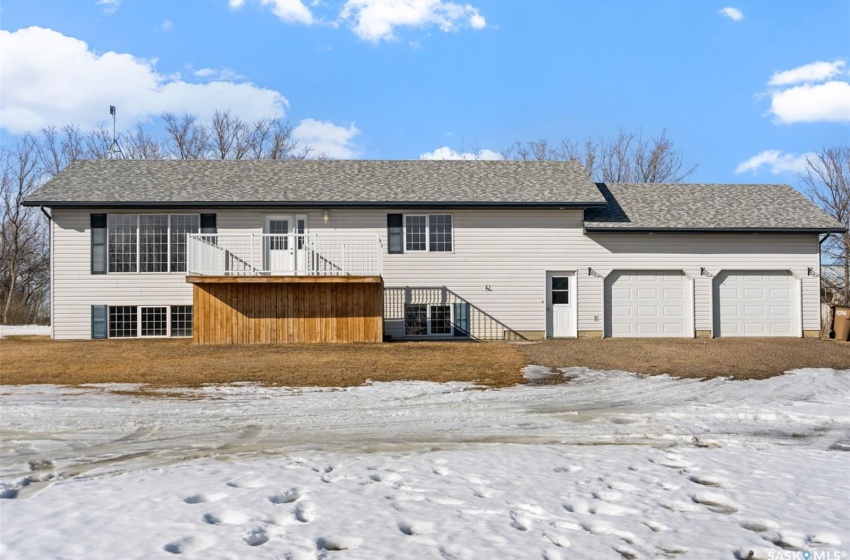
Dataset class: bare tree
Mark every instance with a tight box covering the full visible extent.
[210,110,253,159]
[265,119,311,160]
[802,147,850,305]
[0,137,50,324]
[121,124,166,160]
[162,112,210,159]
[84,124,114,160]
[38,125,88,176]
[505,129,697,183]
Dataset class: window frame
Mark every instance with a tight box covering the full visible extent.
[403,213,453,253]
[106,213,200,274]
[105,305,193,338]
[403,303,454,337]
[139,306,169,337]
[404,214,428,253]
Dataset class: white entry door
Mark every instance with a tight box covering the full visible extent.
[264,215,307,273]
[547,272,577,338]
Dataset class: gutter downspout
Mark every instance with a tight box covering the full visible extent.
[40,207,53,339]
[819,233,830,337]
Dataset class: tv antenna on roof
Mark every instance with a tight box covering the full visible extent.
[107,105,125,160]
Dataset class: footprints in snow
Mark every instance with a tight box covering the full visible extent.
[268,486,304,504]
[172,480,318,554]
[183,492,227,504]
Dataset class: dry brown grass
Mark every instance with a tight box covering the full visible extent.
[0,337,528,388]
[520,338,850,379]
[2,336,847,390]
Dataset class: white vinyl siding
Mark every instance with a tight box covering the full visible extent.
[50,208,822,340]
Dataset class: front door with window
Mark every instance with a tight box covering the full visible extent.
[546,271,577,338]
[264,215,307,273]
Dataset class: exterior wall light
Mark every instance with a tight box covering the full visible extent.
[323,209,330,224]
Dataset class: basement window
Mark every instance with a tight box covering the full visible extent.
[404,304,452,336]
[105,305,192,338]
[140,307,168,337]
[109,306,138,338]
[170,306,193,337]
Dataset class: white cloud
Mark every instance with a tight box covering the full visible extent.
[161,19,174,31]
[229,0,314,25]
[419,146,503,160]
[340,0,486,42]
[194,67,246,81]
[769,81,850,124]
[97,0,121,13]
[718,7,743,21]
[763,60,850,124]
[768,59,846,87]
[734,150,815,175]
[0,27,288,134]
[292,118,361,158]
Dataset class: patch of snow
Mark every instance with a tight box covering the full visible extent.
[0,367,848,558]
[0,324,49,338]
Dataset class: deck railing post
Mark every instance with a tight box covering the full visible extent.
[251,234,255,275]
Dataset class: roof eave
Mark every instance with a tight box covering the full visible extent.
[584,226,847,234]
[23,200,608,209]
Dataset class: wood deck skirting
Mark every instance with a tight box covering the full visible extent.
[190,275,384,344]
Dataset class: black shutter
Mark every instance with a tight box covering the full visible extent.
[91,214,107,274]
[91,305,107,339]
[200,213,217,234]
[453,302,470,336]
[387,214,403,254]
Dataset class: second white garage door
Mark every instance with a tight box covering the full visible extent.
[714,271,798,337]
[606,271,691,337]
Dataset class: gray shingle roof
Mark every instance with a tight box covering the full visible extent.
[23,159,605,207]
[584,183,846,233]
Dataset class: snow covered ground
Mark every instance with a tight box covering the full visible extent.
[1,367,848,559]
[0,324,50,338]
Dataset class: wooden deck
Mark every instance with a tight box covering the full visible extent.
[190,275,384,344]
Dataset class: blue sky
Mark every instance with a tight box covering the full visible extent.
[1,0,848,183]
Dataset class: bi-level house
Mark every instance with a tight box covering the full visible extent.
[23,160,844,343]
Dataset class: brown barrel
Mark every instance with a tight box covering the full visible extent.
[833,306,850,342]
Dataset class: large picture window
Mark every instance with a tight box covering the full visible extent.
[404,214,452,253]
[107,214,199,273]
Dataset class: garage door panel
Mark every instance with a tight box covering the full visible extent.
[606,271,691,338]
[715,271,798,337]
[745,323,766,335]
[612,306,633,317]
[637,288,658,299]
[637,306,658,317]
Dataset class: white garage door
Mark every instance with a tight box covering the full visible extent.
[715,271,798,337]
[606,271,690,337]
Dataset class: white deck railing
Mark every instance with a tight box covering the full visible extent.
[187,233,383,276]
